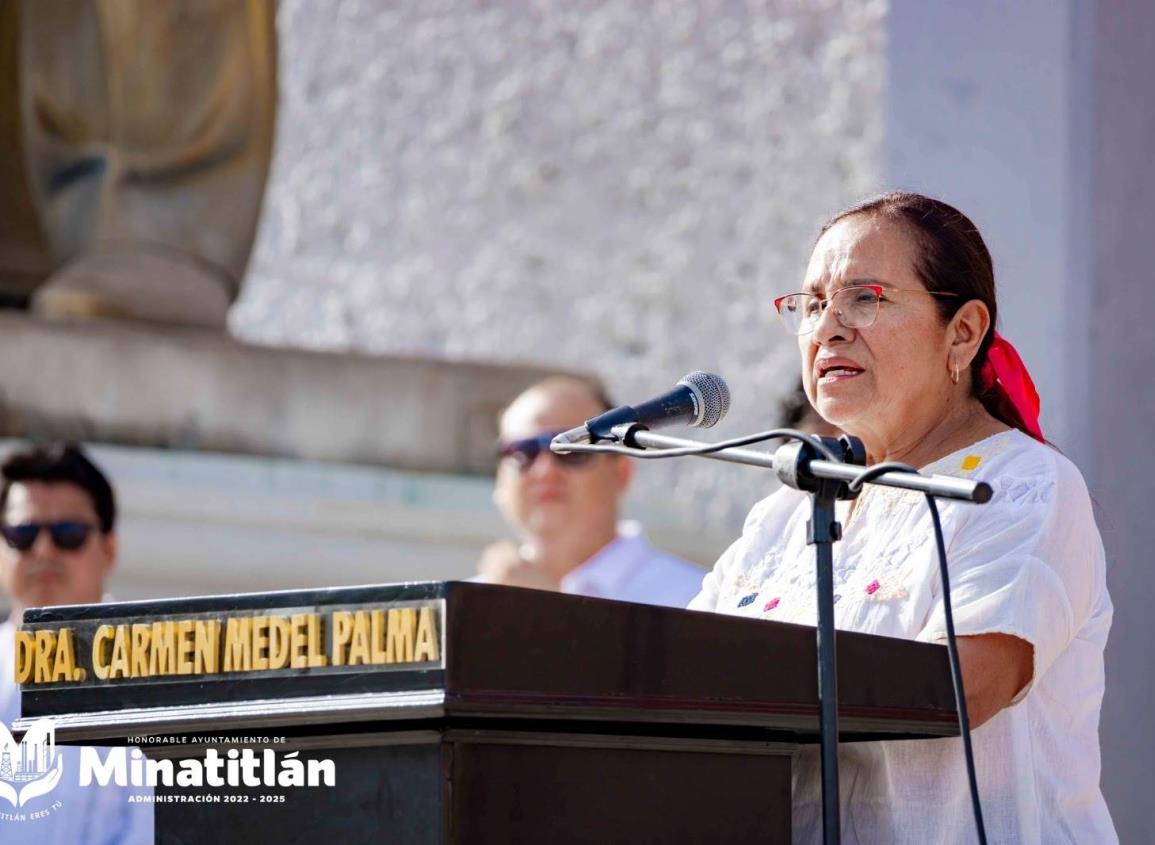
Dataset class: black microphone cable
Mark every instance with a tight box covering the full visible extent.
[847,463,987,845]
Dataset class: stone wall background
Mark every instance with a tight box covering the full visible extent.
[231,0,886,537]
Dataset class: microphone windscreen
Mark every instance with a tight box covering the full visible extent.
[679,371,730,428]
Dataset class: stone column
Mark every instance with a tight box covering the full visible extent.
[887,2,1155,839]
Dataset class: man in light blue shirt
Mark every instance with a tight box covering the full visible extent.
[0,443,152,844]
[478,377,704,608]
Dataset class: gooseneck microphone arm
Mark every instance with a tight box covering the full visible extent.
[560,426,991,503]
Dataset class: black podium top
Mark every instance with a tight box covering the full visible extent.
[14,581,957,744]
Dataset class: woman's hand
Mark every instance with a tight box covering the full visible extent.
[956,633,1035,728]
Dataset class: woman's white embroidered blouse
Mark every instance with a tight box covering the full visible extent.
[688,430,1116,844]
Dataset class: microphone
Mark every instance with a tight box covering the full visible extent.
[552,371,730,445]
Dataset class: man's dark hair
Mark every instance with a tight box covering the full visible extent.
[0,443,116,532]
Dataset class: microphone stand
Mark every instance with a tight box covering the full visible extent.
[604,425,991,845]
[772,436,863,845]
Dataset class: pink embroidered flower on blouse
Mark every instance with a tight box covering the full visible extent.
[865,579,881,595]
[763,597,780,612]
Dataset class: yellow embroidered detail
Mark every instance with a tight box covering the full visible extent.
[961,455,982,471]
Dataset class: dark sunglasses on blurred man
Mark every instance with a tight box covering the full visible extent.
[1,521,97,552]
[497,431,596,472]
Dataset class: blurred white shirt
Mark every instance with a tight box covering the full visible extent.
[690,429,1116,845]
[0,619,153,845]
[557,521,705,608]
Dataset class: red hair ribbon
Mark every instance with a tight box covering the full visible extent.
[978,332,1044,442]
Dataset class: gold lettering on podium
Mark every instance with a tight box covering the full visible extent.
[331,611,353,666]
[50,629,79,682]
[131,623,152,677]
[267,616,291,670]
[19,628,83,683]
[251,616,271,671]
[306,613,327,667]
[290,614,311,669]
[91,625,114,680]
[175,620,197,675]
[14,630,35,684]
[108,625,131,679]
[150,621,178,675]
[223,617,252,672]
[195,620,221,674]
[16,600,443,687]
[348,612,372,666]
[414,607,439,663]
[370,610,388,663]
[385,608,416,663]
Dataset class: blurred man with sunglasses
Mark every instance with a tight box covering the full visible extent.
[0,442,152,843]
[0,444,117,615]
[478,377,704,608]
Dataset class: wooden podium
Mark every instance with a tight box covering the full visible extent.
[15,581,957,844]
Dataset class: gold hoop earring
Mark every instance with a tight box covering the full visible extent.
[951,364,960,385]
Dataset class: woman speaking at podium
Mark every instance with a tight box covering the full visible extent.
[689,192,1116,843]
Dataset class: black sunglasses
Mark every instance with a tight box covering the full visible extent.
[0,521,98,552]
[497,431,596,471]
